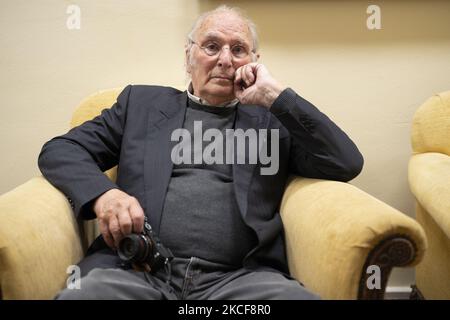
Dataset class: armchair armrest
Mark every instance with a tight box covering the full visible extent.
[409,152,450,238]
[0,176,84,299]
[280,177,427,300]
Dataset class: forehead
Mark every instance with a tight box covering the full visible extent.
[196,12,252,44]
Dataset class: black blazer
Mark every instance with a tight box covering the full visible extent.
[38,85,363,275]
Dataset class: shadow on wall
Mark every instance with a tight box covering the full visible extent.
[197,0,450,47]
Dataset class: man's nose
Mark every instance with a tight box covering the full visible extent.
[217,46,233,68]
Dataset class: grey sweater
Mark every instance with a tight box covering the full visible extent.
[158,98,257,267]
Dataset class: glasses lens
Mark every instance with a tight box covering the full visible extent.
[231,45,248,58]
[203,43,219,56]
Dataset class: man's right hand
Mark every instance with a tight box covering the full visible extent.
[93,188,145,250]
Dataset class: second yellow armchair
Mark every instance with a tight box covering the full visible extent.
[409,90,450,299]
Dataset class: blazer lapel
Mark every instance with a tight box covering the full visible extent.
[144,91,187,234]
[233,105,270,219]
[143,94,270,233]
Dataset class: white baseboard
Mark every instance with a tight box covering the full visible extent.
[385,286,412,300]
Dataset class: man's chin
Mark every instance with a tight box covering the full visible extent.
[206,83,234,96]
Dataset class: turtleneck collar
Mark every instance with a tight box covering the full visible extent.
[187,83,239,108]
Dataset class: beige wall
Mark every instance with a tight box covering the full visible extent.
[1,0,449,288]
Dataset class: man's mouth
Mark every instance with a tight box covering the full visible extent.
[212,75,234,81]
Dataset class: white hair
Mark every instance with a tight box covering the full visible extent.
[187,5,259,52]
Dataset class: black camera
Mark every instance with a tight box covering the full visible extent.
[117,217,173,273]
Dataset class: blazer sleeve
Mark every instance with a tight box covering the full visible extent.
[38,85,132,220]
[270,88,364,182]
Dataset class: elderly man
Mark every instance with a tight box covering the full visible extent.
[38,6,363,299]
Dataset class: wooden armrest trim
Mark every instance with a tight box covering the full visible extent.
[358,234,417,299]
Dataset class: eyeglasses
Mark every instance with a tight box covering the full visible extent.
[189,38,255,59]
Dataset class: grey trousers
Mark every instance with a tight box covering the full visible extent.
[56,256,320,300]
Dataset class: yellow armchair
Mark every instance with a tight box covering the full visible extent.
[0,89,427,299]
[409,90,450,299]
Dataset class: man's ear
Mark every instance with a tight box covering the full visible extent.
[185,47,192,74]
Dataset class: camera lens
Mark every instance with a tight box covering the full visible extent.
[118,234,149,262]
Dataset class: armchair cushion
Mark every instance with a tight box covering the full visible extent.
[0,176,83,299]
[281,177,427,299]
[411,91,450,155]
[409,152,450,238]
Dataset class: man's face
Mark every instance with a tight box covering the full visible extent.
[186,13,257,105]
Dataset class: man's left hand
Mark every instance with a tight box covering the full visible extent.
[234,63,286,108]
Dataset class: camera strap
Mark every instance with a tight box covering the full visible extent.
[164,258,173,287]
